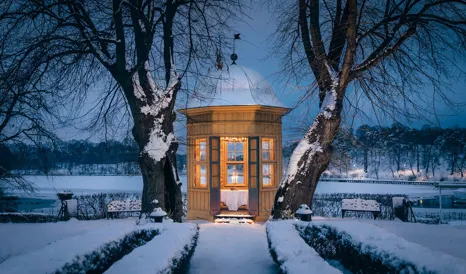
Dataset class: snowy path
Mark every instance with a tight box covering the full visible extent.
[187,223,279,274]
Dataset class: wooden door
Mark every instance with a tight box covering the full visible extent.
[209,136,221,215]
[248,136,260,216]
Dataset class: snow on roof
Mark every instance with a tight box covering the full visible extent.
[186,64,287,109]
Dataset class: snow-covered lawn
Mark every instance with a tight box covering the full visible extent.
[357,219,466,260]
[187,222,279,274]
[19,175,441,201]
[0,218,134,263]
[297,219,466,273]
[0,219,145,273]
[0,219,197,274]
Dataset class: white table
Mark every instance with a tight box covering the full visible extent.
[221,190,248,211]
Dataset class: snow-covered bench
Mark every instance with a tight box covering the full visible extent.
[341,198,380,219]
[107,200,141,219]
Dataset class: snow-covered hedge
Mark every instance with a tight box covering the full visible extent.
[0,221,150,273]
[75,192,141,220]
[312,193,407,219]
[415,211,466,222]
[266,220,341,274]
[106,223,199,274]
[296,221,466,273]
[0,212,57,223]
[75,192,188,220]
[56,228,159,273]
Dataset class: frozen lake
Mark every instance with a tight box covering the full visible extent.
[20,175,443,199]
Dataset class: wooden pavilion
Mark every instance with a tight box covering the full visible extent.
[179,63,289,222]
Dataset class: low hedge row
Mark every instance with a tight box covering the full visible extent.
[312,193,408,220]
[166,226,199,273]
[55,228,159,274]
[296,224,419,273]
[0,212,58,223]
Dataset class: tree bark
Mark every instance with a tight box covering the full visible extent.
[120,68,182,221]
[272,86,344,218]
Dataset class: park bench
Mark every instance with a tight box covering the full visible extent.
[341,198,381,219]
[107,200,141,219]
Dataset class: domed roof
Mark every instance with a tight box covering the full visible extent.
[186,64,287,109]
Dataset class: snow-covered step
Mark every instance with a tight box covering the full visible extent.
[215,213,254,218]
[214,218,254,224]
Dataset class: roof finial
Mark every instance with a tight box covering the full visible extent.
[231,33,240,65]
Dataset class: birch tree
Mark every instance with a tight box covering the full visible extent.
[272,0,466,218]
[1,0,241,222]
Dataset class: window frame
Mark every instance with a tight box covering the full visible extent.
[193,138,207,188]
[261,137,276,188]
[225,139,247,187]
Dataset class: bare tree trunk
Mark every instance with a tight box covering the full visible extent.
[272,88,343,218]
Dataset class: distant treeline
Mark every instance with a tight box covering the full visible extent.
[0,139,187,174]
[2,123,465,179]
[283,124,466,179]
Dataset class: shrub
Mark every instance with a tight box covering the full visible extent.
[75,192,188,220]
[311,193,407,220]
[0,212,57,223]
[75,192,141,220]
[55,229,159,274]
[297,224,418,273]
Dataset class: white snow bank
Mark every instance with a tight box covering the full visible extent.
[357,219,466,260]
[105,223,197,274]
[0,219,132,263]
[304,221,466,273]
[266,220,341,274]
[0,220,146,274]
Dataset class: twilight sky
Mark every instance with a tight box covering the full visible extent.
[61,3,466,144]
[175,3,466,144]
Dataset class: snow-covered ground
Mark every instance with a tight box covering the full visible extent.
[187,222,279,274]
[0,219,134,263]
[0,219,196,273]
[0,219,143,273]
[299,220,466,273]
[20,175,441,200]
[357,219,466,260]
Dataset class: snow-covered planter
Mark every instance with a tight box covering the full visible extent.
[105,223,199,274]
[0,212,58,223]
[266,220,341,274]
[296,221,466,273]
[56,228,159,273]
